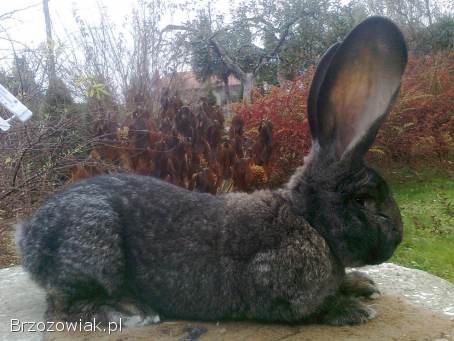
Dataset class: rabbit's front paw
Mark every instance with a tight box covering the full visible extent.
[340,271,380,299]
[321,296,377,326]
[109,298,161,328]
[115,313,161,328]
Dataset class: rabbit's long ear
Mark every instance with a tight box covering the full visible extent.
[307,42,340,138]
[308,16,407,161]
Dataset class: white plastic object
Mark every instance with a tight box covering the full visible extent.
[0,116,11,131]
[0,83,33,131]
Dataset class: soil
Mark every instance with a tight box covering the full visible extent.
[45,295,454,341]
[0,220,20,268]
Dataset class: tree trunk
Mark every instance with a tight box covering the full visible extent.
[223,76,231,104]
[425,0,433,26]
[42,0,56,87]
[242,73,254,103]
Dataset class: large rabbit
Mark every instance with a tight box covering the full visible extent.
[19,16,406,327]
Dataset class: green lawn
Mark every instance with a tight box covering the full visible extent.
[385,168,454,283]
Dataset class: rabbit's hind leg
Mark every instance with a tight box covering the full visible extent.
[45,285,115,324]
[339,271,380,299]
[45,288,160,327]
[113,296,161,327]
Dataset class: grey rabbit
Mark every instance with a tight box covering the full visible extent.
[18,16,406,327]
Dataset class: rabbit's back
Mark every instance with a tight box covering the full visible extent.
[20,174,220,290]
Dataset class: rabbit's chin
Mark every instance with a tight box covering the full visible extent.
[349,235,400,267]
[365,243,397,266]
[344,251,393,268]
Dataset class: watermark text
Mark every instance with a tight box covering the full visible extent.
[11,318,122,335]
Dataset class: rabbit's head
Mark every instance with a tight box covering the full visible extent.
[288,17,406,267]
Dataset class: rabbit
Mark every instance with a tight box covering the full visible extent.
[18,16,406,327]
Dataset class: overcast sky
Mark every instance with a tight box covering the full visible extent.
[0,0,233,66]
[0,1,128,59]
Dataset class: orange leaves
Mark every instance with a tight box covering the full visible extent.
[375,52,454,163]
[231,70,314,186]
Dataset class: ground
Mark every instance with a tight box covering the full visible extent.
[34,296,454,341]
[0,219,20,268]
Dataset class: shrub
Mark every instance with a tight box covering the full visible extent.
[231,69,314,186]
[232,52,454,186]
[72,95,272,193]
[374,52,454,164]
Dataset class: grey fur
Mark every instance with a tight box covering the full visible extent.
[19,17,407,326]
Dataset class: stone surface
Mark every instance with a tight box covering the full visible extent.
[358,263,454,318]
[0,266,46,341]
[0,264,453,341]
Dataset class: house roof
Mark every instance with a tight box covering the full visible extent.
[154,71,241,90]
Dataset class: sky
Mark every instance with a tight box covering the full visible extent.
[0,0,234,66]
[0,1,133,63]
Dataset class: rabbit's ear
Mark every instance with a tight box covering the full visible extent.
[309,16,407,161]
[307,43,340,139]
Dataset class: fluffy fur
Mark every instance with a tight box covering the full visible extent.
[19,16,406,326]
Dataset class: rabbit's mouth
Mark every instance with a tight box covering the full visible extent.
[364,199,403,265]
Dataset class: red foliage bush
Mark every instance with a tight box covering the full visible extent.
[374,52,454,163]
[231,69,314,187]
[232,52,454,186]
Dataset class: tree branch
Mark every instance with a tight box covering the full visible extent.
[208,36,248,81]
[162,24,248,81]
[253,17,299,75]
[0,2,42,21]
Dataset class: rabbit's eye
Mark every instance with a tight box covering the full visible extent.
[355,197,365,205]
[353,194,371,206]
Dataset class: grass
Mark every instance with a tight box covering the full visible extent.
[384,167,454,283]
